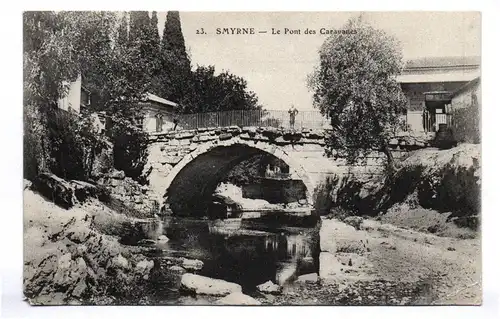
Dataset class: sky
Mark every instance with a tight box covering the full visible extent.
[154,12,481,111]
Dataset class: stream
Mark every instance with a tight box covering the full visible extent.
[119,214,321,302]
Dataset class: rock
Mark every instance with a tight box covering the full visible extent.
[24,179,32,190]
[182,258,204,271]
[244,126,257,136]
[135,259,154,274]
[71,279,87,298]
[296,273,319,283]
[111,170,125,179]
[163,156,183,165]
[298,199,307,205]
[389,138,399,146]
[180,273,242,296]
[219,133,233,141]
[216,292,261,305]
[256,280,282,295]
[343,216,364,230]
[319,252,344,279]
[32,173,76,209]
[58,253,73,269]
[169,265,186,273]
[111,254,129,269]
[137,239,156,246]
[158,235,169,243]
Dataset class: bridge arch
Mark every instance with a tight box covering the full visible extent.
[160,137,315,216]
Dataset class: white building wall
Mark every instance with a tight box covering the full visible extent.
[57,75,82,113]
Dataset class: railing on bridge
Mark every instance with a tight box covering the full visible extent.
[165,109,330,131]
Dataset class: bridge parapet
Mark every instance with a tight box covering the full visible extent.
[148,125,434,150]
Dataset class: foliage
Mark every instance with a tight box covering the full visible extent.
[157,11,192,103]
[108,117,149,182]
[308,17,407,170]
[449,91,481,144]
[24,11,152,182]
[45,108,109,181]
[183,65,262,113]
[223,154,287,186]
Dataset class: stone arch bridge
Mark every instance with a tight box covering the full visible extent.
[143,126,430,215]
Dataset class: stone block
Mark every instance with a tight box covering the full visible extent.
[180,274,242,296]
[219,133,233,141]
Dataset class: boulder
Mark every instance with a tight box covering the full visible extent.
[182,258,204,271]
[111,170,125,179]
[168,265,186,273]
[137,239,157,246]
[32,173,76,209]
[219,133,233,141]
[296,273,319,283]
[256,280,282,295]
[135,259,154,277]
[180,273,242,296]
[158,235,169,243]
[24,179,32,190]
[343,216,364,230]
[216,292,261,305]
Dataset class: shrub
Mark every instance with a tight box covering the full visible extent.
[45,108,109,181]
[108,117,149,183]
[418,164,480,220]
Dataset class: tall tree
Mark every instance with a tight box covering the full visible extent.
[308,17,407,172]
[158,11,191,102]
[150,11,160,48]
[147,11,162,95]
[117,12,129,48]
[183,65,261,114]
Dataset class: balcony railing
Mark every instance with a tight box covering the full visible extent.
[162,109,329,131]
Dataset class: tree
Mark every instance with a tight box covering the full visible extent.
[23,11,150,181]
[308,17,407,172]
[150,11,160,48]
[184,65,261,113]
[158,11,192,102]
[117,13,128,48]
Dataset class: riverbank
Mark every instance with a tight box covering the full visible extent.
[23,188,160,305]
[259,217,480,305]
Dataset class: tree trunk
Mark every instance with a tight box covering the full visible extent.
[382,141,395,177]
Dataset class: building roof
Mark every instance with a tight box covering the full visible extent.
[145,93,179,108]
[397,70,480,84]
[404,56,480,70]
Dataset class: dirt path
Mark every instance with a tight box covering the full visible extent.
[260,217,481,305]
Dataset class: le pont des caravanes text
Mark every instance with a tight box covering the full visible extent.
[196,27,358,35]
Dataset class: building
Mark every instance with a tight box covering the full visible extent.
[57,75,87,113]
[138,93,179,133]
[56,77,180,133]
[398,56,480,133]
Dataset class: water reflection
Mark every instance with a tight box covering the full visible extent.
[156,217,320,293]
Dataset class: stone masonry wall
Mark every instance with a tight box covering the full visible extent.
[142,126,433,207]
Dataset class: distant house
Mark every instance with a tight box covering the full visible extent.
[138,93,179,133]
[397,56,480,133]
[56,77,180,133]
[57,75,84,113]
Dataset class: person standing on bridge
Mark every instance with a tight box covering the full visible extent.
[288,105,299,129]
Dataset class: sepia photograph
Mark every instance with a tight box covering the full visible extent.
[22,11,481,306]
